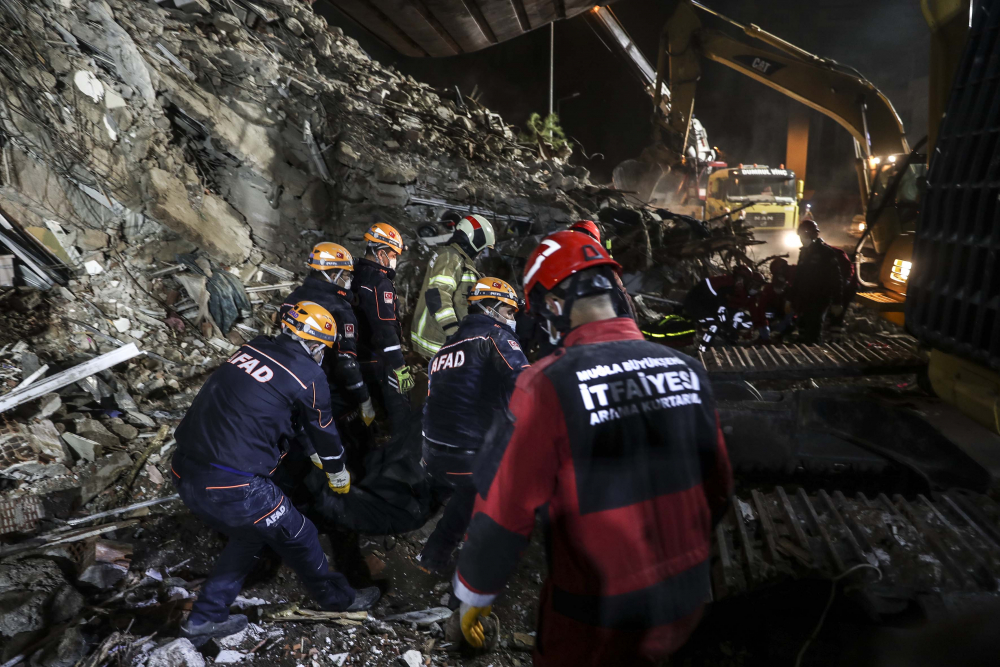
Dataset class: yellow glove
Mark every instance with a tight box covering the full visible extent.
[459,602,492,648]
[310,454,350,494]
[326,468,350,494]
[360,398,376,427]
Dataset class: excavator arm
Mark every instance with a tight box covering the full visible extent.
[658,0,909,201]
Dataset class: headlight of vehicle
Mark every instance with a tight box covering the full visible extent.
[890,259,911,283]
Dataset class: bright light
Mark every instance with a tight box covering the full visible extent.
[869,156,881,167]
[888,155,897,163]
[784,231,801,248]
[890,259,912,283]
[858,222,866,232]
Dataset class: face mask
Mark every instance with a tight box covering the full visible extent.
[388,256,397,270]
[506,318,517,332]
[748,287,759,296]
[342,277,352,290]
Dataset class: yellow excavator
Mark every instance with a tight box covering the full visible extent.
[590,1,923,324]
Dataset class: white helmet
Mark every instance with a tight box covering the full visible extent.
[455,214,495,254]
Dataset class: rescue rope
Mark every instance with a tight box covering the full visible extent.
[793,562,882,667]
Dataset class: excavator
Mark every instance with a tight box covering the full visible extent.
[588,0,922,323]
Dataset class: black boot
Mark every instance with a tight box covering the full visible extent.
[180,614,248,647]
[345,586,381,611]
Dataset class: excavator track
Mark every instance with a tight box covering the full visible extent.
[699,334,926,381]
[716,487,1000,614]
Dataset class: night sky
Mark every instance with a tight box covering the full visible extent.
[316,0,929,221]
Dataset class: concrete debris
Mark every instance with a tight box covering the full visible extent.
[383,607,453,626]
[399,649,423,667]
[146,638,206,667]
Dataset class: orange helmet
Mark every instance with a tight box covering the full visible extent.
[282,301,337,348]
[364,222,404,255]
[468,277,520,311]
[307,242,353,272]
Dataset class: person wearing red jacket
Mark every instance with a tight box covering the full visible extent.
[752,258,795,342]
[452,231,733,667]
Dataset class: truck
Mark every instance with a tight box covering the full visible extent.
[704,165,803,250]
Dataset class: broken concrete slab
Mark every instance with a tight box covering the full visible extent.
[33,394,62,420]
[62,432,102,462]
[77,539,132,590]
[109,422,138,441]
[146,638,206,667]
[141,169,252,265]
[159,73,278,174]
[28,623,87,667]
[77,229,109,251]
[75,419,121,451]
[174,0,211,14]
[0,558,69,644]
[79,452,132,505]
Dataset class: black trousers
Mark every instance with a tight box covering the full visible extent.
[361,359,412,438]
[421,440,478,560]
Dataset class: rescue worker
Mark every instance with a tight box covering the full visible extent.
[353,223,412,437]
[416,277,529,574]
[752,257,795,342]
[829,244,859,338]
[453,231,733,667]
[172,301,380,647]
[411,214,495,359]
[281,243,375,431]
[791,219,844,344]
[683,265,762,352]
[569,220,635,320]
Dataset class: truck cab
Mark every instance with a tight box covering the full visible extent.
[705,166,803,250]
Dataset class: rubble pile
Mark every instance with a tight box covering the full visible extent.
[0,1,757,664]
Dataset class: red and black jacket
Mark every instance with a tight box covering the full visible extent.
[454,318,732,639]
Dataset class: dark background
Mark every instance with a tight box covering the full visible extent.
[315,0,929,220]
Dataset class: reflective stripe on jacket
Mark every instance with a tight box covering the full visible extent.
[412,244,481,358]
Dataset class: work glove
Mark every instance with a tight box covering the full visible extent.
[326,467,350,494]
[388,365,414,393]
[359,398,376,427]
[459,602,492,648]
[310,454,351,494]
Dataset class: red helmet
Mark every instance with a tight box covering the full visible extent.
[770,257,789,276]
[798,219,820,236]
[523,231,620,311]
[570,220,601,243]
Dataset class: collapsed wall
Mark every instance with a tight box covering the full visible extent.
[0,0,611,273]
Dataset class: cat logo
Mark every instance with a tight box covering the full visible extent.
[227,351,275,383]
[383,291,393,304]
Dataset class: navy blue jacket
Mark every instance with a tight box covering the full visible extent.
[282,275,369,410]
[352,259,405,369]
[174,335,345,476]
[423,313,529,449]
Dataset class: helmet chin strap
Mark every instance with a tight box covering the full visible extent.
[537,269,619,342]
[298,339,325,365]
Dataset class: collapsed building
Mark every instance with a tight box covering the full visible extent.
[3,0,999,666]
